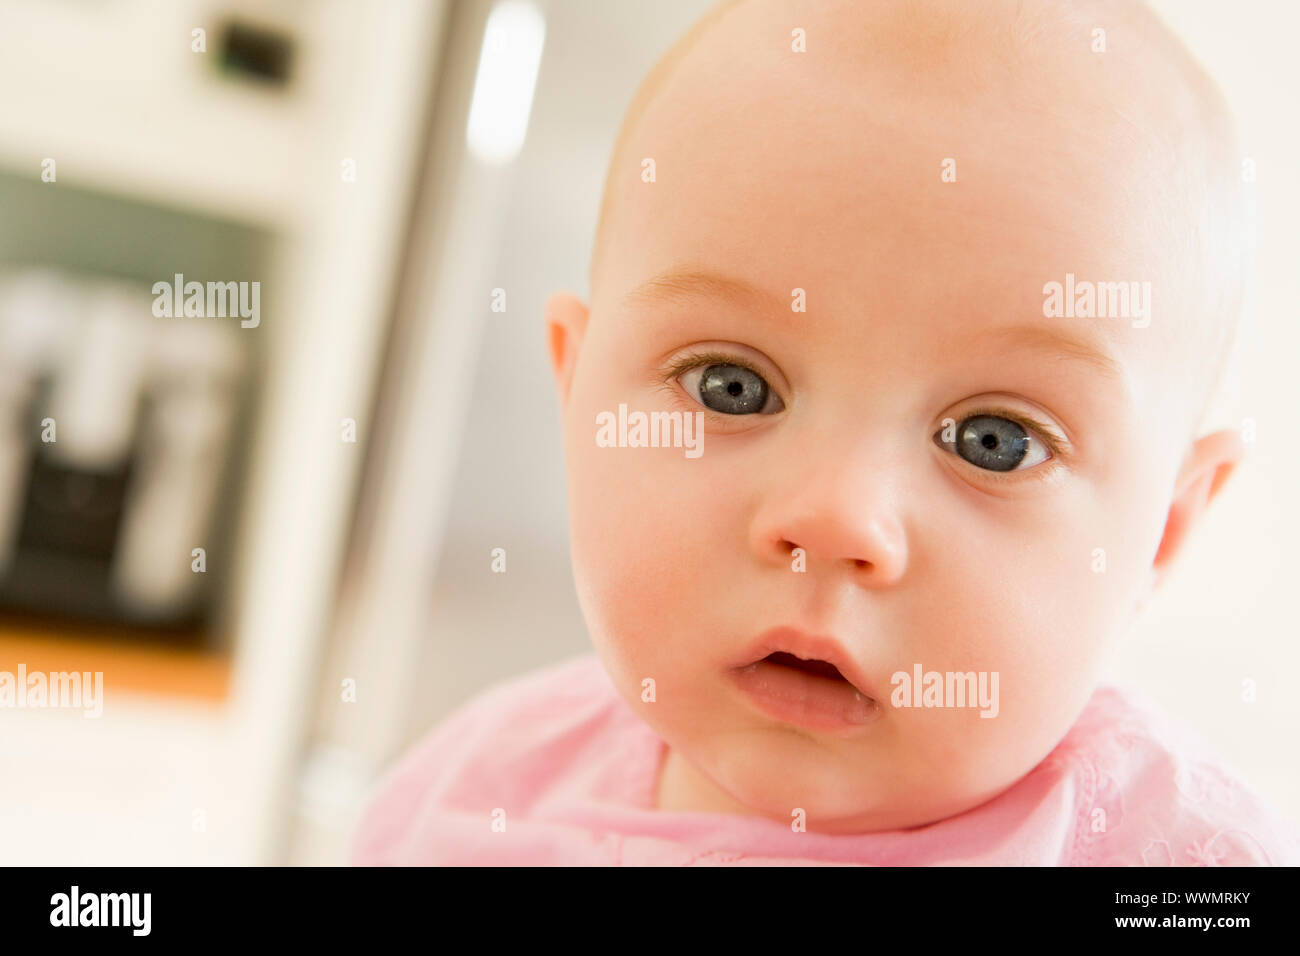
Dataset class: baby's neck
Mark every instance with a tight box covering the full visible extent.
[654,746,765,817]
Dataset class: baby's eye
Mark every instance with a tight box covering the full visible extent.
[677,362,784,415]
[935,414,1052,472]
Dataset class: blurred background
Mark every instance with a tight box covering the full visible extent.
[0,0,1295,865]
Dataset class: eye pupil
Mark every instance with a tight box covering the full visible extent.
[954,415,1030,472]
[697,363,769,414]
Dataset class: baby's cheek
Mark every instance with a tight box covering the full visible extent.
[909,502,1136,778]
[567,440,721,693]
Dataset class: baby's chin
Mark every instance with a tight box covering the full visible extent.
[663,725,1007,833]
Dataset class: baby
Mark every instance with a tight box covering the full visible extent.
[350,0,1300,865]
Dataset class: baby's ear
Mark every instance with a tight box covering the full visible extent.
[1149,427,1245,590]
[545,291,589,407]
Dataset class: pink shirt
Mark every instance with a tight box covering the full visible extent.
[349,653,1300,866]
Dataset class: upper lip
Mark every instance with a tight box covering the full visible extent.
[732,625,878,701]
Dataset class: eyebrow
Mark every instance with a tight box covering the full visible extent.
[622,267,1123,381]
[978,324,1123,382]
[621,266,790,315]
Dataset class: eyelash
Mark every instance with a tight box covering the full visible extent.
[657,349,1070,475]
[657,349,768,388]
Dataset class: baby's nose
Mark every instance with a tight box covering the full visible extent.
[748,465,908,585]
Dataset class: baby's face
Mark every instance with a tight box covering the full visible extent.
[550,0,1234,830]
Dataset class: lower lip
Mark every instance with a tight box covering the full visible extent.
[729,659,881,736]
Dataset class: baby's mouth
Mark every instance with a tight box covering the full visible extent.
[759,651,850,683]
[732,650,881,734]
